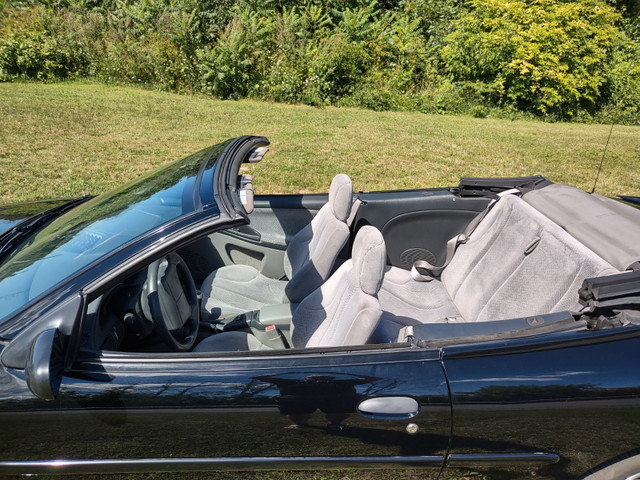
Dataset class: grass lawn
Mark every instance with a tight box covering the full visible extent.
[1,81,639,205]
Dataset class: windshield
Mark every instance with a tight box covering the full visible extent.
[0,144,223,325]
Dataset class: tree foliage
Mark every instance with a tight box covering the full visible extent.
[0,0,638,123]
[442,0,623,116]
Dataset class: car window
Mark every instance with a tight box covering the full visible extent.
[0,146,218,326]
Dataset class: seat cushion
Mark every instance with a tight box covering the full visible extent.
[291,226,385,349]
[374,195,619,343]
[200,264,287,320]
[283,207,351,303]
[373,265,461,343]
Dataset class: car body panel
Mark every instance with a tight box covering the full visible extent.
[441,327,640,479]
[0,346,451,475]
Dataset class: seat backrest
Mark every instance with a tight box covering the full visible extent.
[441,195,618,323]
[291,225,386,348]
[283,174,353,303]
[524,184,640,271]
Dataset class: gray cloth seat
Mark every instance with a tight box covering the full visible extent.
[201,174,354,320]
[194,225,387,352]
[373,193,619,343]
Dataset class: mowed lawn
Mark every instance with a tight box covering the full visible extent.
[1,81,639,205]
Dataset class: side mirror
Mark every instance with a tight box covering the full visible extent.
[25,329,64,401]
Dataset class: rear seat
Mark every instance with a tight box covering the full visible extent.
[373,192,621,343]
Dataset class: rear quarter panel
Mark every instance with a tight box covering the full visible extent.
[441,328,640,480]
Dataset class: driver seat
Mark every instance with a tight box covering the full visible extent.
[201,174,354,320]
[194,226,386,352]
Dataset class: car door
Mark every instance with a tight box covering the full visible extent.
[0,344,450,476]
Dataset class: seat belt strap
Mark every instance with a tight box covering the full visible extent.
[411,188,520,282]
[411,234,463,281]
[347,197,362,227]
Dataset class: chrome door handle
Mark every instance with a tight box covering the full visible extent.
[357,396,420,420]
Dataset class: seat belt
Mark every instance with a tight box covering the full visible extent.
[411,188,521,282]
[347,197,362,226]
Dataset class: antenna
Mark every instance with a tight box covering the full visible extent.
[591,62,634,194]
[591,122,615,194]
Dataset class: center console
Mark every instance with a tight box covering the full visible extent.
[206,303,299,349]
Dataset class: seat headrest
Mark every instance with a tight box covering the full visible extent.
[329,174,353,222]
[352,226,386,295]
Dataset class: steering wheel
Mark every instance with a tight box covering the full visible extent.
[141,252,200,351]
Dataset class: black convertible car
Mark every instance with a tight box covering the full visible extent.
[1,136,639,479]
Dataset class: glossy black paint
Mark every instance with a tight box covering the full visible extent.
[0,346,451,474]
[442,327,640,479]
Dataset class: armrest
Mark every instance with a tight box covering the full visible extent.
[258,303,299,329]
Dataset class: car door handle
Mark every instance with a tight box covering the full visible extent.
[357,396,420,420]
[227,225,261,243]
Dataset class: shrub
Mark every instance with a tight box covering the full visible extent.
[198,8,273,99]
[261,7,309,102]
[0,0,637,123]
[596,38,640,125]
[403,0,465,62]
[0,8,91,81]
[442,0,624,118]
[303,33,370,105]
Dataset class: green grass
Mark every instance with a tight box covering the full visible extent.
[1,81,639,205]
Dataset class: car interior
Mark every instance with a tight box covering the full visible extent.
[83,171,640,356]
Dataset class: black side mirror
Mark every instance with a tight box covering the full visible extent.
[25,329,64,401]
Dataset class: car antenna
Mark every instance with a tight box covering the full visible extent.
[591,61,634,194]
[591,122,615,194]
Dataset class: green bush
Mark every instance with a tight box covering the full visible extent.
[303,33,370,105]
[259,8,311,103]
[442,0,624,118]
[0,0,638,123]
[596,39,640,125]
[198,8,273,99]
[403,0,464,61]
[0,9,91,81]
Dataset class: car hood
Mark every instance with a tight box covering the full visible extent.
[0,198,80,236]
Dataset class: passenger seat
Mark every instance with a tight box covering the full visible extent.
[194,225,386,352]
[201,174,354,320]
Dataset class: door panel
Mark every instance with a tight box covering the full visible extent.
[353,190,490,268]
[209,233,285,279]
[247,195,327,246]
[181,195,325,282]
[0,347,451,476]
